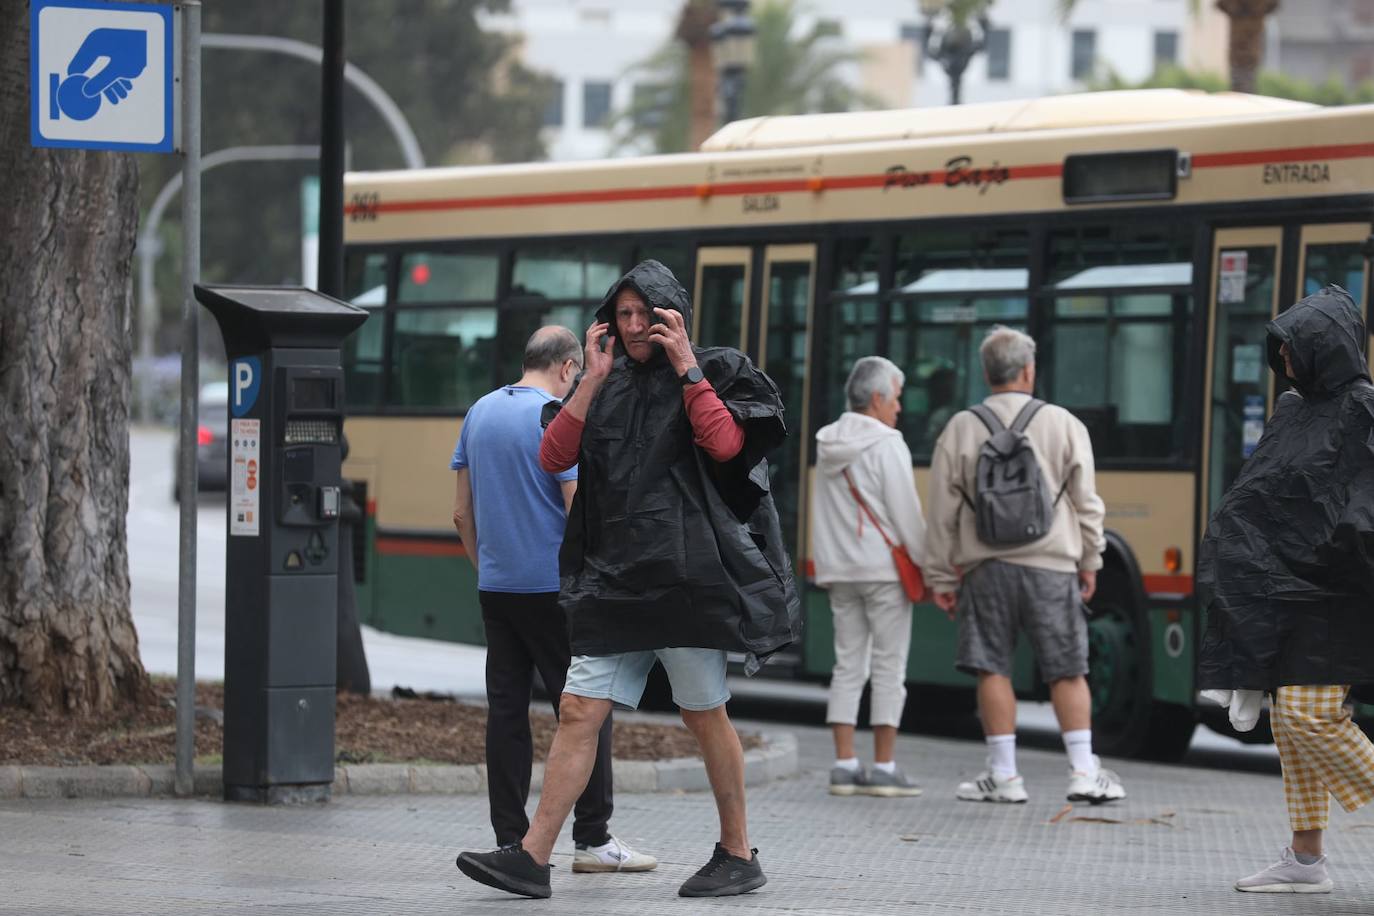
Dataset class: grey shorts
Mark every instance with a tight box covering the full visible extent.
[955,560,1090,683]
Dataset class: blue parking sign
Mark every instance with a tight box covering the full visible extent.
[30,0,175,152]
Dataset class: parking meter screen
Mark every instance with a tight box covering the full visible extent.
[292,378,335,410]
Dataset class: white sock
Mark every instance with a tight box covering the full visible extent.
[833,756,861,772]
[986,733,1017,778]
[872,760,896,774]
[1063,729,1097,775]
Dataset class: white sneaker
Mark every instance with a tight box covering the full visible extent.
[956,770,1029,803]
[1066,756,1126,804]
[571,836,658,873]
[1236,847,1332,893]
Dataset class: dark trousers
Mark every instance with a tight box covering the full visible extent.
[479,590,613,848]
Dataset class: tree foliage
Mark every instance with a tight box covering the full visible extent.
[139,1,555,353]
[613,0,880,155]
[1091,63,1374,107]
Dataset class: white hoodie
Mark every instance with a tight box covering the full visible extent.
[810,412,926,586]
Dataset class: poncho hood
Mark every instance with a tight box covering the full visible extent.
[595,259,692,366]
[816,412,903,476]
[1266,285,1369,400]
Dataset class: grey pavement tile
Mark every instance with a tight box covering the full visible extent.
[4,719,1374,915]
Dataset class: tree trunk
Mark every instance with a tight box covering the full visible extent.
[1217,0,1279,94]
[0,0,147,713]
[677,0,718,149]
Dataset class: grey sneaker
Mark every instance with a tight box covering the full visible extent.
[863,766,923,797]
[829,765,868,796]
[1236,847,1332,893]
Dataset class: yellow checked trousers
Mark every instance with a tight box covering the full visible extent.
[1272,685,1374,831]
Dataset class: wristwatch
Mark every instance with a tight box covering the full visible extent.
[679,366,704,387]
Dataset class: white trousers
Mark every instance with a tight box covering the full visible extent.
[824,581,913,728]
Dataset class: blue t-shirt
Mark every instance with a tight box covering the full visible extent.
[450,386,577,593]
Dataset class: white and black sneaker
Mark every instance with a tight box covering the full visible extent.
[956,770,1028,803]
[1066,756,1126,804]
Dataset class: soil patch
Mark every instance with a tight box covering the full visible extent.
[0,679,760,766]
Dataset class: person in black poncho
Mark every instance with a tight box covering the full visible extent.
[1197,285,1374,895]
[456,260,801,901]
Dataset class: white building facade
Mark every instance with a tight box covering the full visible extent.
[481,0,1227,161]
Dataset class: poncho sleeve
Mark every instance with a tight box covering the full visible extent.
[1328,390,1374,597]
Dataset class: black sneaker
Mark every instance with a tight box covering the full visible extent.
[678,843,767,897]
[455,843,552,899]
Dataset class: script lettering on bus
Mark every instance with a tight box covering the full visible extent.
[943,155,1010,195]
[742,194,780,213]
[1262,162,1331,185]
[883,164,933,190]
[348,192,381,222]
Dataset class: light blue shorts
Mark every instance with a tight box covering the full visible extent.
[564,648,730,711]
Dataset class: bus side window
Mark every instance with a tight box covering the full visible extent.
[343,251,388,411]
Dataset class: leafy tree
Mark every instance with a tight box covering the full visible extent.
[1059,0,1278,95]
[614,0,880,155]
[1091,63,1374,106]
[0,0,147,712]
[138,1,556,356]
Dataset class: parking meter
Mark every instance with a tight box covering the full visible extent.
[195,284,367,803]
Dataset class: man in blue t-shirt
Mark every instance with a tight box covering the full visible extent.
[451,326,655,875]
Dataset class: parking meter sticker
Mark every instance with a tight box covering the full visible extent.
[231,419,261,537]
[231,357,261,417]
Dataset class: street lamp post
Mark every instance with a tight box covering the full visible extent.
[710,0,756,126]
[919,0,990,106]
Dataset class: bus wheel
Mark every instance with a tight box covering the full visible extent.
[1086,566,1195,761]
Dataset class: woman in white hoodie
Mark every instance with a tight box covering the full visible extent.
[811,356,927,797]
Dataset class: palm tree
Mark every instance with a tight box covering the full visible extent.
[613,0,879,155]
[1058,0,1278,95]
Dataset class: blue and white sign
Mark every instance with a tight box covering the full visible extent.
[231,357,262,418]
[31,0,175,152]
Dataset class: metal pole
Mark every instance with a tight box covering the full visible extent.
[318,0,345,299]
[175,0,202,799]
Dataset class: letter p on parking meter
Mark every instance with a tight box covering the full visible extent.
[195,285,366,804]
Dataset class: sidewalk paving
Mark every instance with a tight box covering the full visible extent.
[3,713,1371,916]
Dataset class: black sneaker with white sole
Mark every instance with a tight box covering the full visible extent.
[456,843,552,899]
[678,844,767,897]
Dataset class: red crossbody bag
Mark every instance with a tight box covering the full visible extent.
[842,468,926,602]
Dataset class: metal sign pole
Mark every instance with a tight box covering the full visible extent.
[174,0,202,799]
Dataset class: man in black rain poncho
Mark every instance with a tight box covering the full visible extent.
[1197,286,1374,895]
[456,260,801,900]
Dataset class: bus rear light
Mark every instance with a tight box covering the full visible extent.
[197,424,213,447]
[1164,547,1182,573]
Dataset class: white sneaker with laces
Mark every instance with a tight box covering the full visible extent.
[956,770,1028,803]
[1235,847,1332,893]
[572,836,658,873]
[1066,756,1126,804]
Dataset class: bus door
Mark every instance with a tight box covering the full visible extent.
[756,244,817,562]
[693,247,752,349]
[1202,227,1283,524]
[1297,223,1372,375]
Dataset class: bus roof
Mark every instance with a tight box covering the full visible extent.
[700,90,1315,152]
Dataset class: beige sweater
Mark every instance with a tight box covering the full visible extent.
[924,392,1105,592]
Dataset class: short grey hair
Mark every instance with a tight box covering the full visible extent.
[845,356,905,411]
[522,326,581,372]
[980,326,1037,386]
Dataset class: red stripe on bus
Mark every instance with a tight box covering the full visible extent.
[345,140,1373,218]
[376,537,466,558]
[1142,574,1193,596]
[366,499,377,516]
[1192,142,1374,169]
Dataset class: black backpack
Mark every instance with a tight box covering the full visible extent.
[961,399,1063,547]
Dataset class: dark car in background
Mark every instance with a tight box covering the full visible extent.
[173,382,229,500]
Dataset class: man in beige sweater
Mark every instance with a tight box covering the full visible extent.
[926,326,1124,805]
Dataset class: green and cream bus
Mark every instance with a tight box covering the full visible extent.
[339,89,1374,759]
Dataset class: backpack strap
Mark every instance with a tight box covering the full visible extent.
[967,404,1005,436]
[1009,398,1045,434]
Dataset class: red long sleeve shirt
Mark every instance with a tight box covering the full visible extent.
[540,379,745,473]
